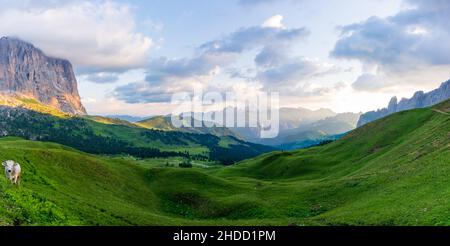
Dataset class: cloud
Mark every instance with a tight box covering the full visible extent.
[351,74,386,92]
[238,0,278,6]
[0,1,152,73]
[197,15,321,89]
[237,0,301,7]
[279,81,348,101]
[113,15,343,104]
[257,57,335,86]
[113,82,175,103]
[114,15,313,104]
[113,75,222,104]
[252,42,337,88]
[253,52,343,98]
[351,67,450,92]
[331,0,450,91]
[261,14,284,29]
[199,23,309,54]
[145,53,235,85]
[83,96,176,116]
[254,46,284,68]
[158,15,309,81]
[84,72,120,84]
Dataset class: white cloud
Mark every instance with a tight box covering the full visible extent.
[262,15,284,29]
[332,0,450,91]
[0,1,152,72]
[83,97,176,116]
[81,97,98,103]
[352,73,386,92]
[84,72,120,84]
[238,0,278,6]
[113,16,312,104]
[351,66,450,92]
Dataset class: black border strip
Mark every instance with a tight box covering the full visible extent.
[1,226,450,244]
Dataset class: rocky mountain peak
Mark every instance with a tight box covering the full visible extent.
[0,37,86,115]
[387,96,398,114]
[357,79,450,127]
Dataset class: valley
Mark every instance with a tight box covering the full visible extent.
[127,108,361,150]
[0,103,274,165]
[0,100,448,225]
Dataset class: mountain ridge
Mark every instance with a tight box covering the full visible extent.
[136,107,359,148]
[357,79,450,127]
[0,37,86,115]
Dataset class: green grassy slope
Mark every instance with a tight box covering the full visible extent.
[0,137,284,225]
[214,100,450,225]
[0,138,177,225]
[0,100,448,225]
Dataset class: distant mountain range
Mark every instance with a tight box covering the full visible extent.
[358,79,450,127]
[105,115,149,122]
[137,115,240,138]
[278,107,337,130]
[258,112,361,148]
[135,108,361,150]
[95,79,450,150]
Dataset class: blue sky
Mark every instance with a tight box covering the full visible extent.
[1,0,449,116]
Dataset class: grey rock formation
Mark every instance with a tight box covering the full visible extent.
[0,37,86,115]
[357,79,450,127]
[387,96,397,114]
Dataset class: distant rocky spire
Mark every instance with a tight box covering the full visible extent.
[357,79,450,127]
[387,96,398,114]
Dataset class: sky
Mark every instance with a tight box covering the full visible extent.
[1,0,449,116]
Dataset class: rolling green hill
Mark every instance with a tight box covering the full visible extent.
[137,115,176,131]
[137,115,241,139]
[0,100,449,225]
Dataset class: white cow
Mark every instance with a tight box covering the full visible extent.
[2,160,21,185]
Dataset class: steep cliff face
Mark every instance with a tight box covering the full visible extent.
[0,37,86,115]
[357,79,450,127]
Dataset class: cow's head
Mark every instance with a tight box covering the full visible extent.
[2,160,15,180]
